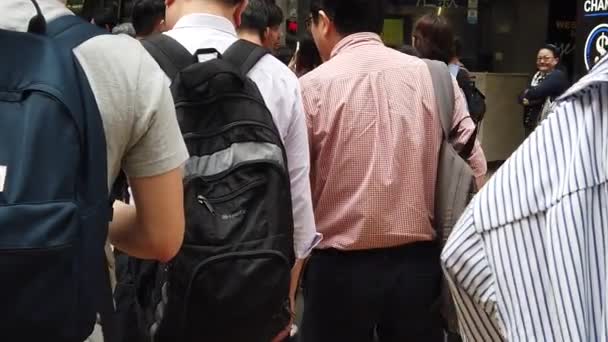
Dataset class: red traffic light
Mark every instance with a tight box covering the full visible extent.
[287,19,298,34]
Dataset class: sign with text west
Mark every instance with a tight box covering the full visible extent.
[548,0,576,79]
[577,0,608,77]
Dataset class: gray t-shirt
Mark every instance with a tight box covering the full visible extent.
[1,3,189,340]
[0,1,189,191]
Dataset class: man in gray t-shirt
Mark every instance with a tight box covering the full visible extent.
[2,3,189,340]
[3,0,188,262]
[0,0,188,341]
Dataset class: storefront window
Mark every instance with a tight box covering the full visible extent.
[382,18,407,48]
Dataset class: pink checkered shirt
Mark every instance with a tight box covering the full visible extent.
[300,33,487,251]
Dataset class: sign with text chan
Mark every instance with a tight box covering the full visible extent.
[577,0,608,76]
[584,0,608,13]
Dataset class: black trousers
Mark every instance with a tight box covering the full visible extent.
[300,241,444,342]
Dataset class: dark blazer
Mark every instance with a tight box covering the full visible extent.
[520,69,570,127]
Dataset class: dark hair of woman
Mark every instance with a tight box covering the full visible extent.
[412,13,454,64]
[542,44,562,59]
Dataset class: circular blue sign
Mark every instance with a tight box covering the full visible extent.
[585,23,608,71]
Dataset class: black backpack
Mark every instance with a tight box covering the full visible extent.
[115,35,296,342]
[456,67,486,124]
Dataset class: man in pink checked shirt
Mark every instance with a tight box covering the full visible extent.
[298,1,487,341]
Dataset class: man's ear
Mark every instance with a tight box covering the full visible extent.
[165,0,175,7]
[155,18,166,33]
[263,27,271,42]
[234,0,249,28]
[318,10,332,37]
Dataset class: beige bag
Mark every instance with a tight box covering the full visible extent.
[424,60,477,333]
[540,97,555,122]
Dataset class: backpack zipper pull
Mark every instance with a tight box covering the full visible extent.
[197,195,216,216]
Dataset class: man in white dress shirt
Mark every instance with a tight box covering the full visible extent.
[442,56,608,341]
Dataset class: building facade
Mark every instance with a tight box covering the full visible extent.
[68,0,583,78]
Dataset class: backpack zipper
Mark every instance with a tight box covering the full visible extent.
[196,195,216,216]
[175,93,268,110]
[195,178,267,215]
[183,120,279,141]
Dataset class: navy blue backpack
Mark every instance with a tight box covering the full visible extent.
[0,3,115,341]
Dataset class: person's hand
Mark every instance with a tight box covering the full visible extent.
[271,301,296,342]
[271,318,294,342]
[523,98,530,106]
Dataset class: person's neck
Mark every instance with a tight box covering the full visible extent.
[323,34,345,61]
[238,30,262,46]
[178,1,236,27]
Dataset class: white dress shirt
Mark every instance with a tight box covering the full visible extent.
[165,13,320,259]
[442,57,608,341]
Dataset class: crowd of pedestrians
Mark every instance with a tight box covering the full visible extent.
[1,0,606,342]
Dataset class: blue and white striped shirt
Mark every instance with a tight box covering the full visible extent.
[441,57,608,342]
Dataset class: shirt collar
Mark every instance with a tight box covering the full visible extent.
[330,32,383,59]
[559,55,608,101]
[172,13,237,37]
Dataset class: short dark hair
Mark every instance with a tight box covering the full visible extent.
[310,0,385,36]
[131,0,165,36]
[94,7,118,31]
[268,3,284,28]
[240,0,271,39]
[413,13,454,64]
[541,44,561,59]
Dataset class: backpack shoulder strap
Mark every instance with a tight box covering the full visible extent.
[460,127,478,159]
[46,14,104,50]
[456,67,471,89]
[141,34,195,80]
[47,15,111,211]
[47,15,109,212]
[222,39,269,75]
[424,59,455,140]
[427,60,479,159]
[46,15,106,136]
[47,16,119,342]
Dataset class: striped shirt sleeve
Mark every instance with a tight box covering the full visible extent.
[441,207,504,341]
